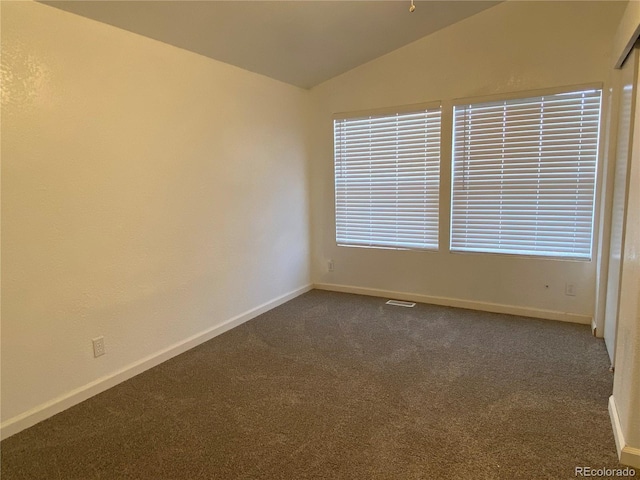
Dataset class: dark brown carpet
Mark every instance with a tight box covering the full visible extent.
[1,290,631,479]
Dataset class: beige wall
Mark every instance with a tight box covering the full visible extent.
[309,1,625,322]
[1,1,310,431]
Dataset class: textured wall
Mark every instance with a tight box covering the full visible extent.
[1,1,310,426]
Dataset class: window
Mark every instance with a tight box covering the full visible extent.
[451,88,602,259]
[334,106,441,250]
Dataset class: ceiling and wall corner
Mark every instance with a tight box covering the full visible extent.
[0,0,503,440]
[41,0,500,89]
[307,0,626,321]
[2,0,636,457]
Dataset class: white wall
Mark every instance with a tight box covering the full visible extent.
[1,1,310,435]
[309,1,625,322]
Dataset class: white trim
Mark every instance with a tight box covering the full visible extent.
[0,284,312,440]
[609,395,640,468]
[314,283,591,325]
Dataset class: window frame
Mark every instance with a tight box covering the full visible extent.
[333,101,442,252]
[448,83,604,261]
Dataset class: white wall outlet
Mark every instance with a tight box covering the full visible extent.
[328,260,334,272]
[92,336,105,357]
[565,283,576,296]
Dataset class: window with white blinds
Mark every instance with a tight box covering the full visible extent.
[451,88,602,259]
[334,107,441,250]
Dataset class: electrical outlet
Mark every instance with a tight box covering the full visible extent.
[565,283,576,296]
[328,260,334,272]
[92,336,105,358]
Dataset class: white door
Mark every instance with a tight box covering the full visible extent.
[604,47,638,363]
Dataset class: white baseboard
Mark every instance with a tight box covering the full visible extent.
[609,395,640,468]
[314,283,592,325]
[0,284,312,441]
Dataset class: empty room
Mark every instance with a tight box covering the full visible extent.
[2,0,639,478]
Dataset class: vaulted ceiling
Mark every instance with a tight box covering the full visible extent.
[43,1,500,89]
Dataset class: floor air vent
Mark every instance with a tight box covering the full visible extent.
[385,299,416,308]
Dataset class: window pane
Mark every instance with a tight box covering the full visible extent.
[451,89,602,259]
[334,108,441,250]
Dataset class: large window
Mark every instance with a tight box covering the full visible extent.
[451,88,602,259]
[334,106,441,250]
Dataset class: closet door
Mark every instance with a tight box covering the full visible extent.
[604,47,638,363]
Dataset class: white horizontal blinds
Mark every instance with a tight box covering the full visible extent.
[334,107,441,250]
[451,89,602,259]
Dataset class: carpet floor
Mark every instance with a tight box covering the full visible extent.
[1,290,630,479]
